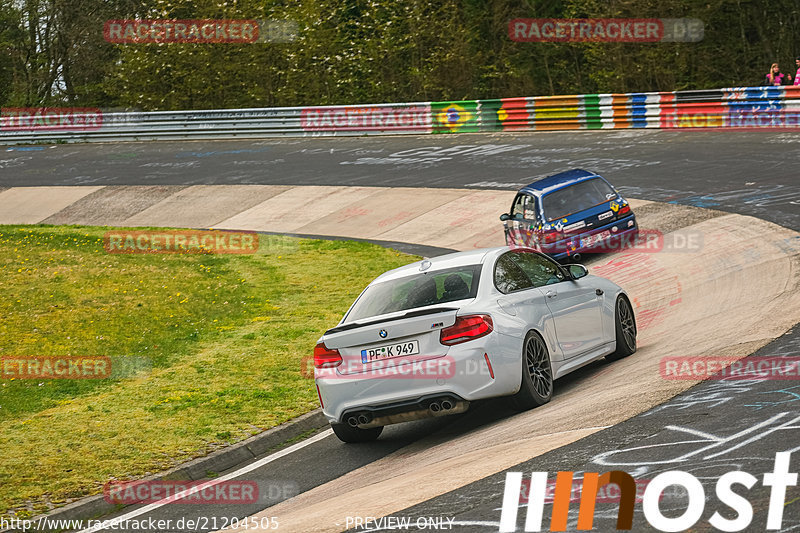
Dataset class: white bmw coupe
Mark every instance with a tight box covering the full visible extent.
[314,247,636,443]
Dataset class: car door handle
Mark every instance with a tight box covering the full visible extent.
[596,288,604,296]
[546,290,557,299]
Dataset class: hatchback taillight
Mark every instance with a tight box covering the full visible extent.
[440,315,494,346]
[314,342,342,368]
[618,204,631,216]
[540,229,562,244]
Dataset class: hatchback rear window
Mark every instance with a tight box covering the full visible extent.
[542,178,616,221]
[344,265,482,323]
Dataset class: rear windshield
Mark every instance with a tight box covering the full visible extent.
[542,178,616,221]
[344,264,482,323]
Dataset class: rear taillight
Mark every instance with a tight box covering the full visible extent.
[618,204,631,216]
[314,342,342,368]
[440,315,494,346]
[541,229,562,244]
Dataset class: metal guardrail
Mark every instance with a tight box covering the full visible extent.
[1,87,798,145]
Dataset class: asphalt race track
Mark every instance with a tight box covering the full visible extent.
[380,328,800,533]
[2,129,799,231]
[1,129,799,533]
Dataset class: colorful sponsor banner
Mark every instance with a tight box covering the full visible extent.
[582,94,629,129]
[1,107,102,131]
[300,105,431,132]
[478,98,531,131]
[530,97,582,131]
[662,102,727,128]
[727,110,800,127]
[431,101,479,133]
[480,98,530,130]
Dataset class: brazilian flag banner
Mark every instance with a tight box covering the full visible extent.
[431,101,479,133]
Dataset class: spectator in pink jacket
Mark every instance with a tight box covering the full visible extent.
[794,57,800,86]
[766,63,792,85]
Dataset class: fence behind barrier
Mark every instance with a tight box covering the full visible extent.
[2,86,799,145]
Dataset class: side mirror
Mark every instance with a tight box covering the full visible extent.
[499,213,510,221]
[567,264,588,280]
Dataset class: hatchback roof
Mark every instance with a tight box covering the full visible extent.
[372,247,499,283]
[519,169,602,196]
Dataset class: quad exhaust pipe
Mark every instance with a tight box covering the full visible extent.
[346,412,373,427]
[428,397,455,413]
[344,396,469,429]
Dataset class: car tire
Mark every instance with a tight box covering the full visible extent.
[510,331,553,411]
[607,295,637,361]
[330,422,383,443]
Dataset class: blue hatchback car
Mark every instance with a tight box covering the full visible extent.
[500,169,638,261]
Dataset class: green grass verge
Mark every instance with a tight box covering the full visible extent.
[0,225,419,518]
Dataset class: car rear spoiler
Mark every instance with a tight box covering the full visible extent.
[325,307,458,335]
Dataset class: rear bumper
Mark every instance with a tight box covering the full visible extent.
[547,214,638,260]
[315,331,520,424]
[340,393,470,429]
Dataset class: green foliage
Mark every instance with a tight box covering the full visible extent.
[0,0,798,109]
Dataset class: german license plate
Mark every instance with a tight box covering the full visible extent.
[582,230,611,248]
[361,340,420,363]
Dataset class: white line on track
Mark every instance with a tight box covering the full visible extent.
[76,429,333,533]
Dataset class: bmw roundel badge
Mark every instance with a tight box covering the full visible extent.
[379,329,388,338]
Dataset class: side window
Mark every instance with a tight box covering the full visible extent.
[494,253,534,293]
[510,194,537,221]
[510,194,525,219]
[510,251,565,288]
